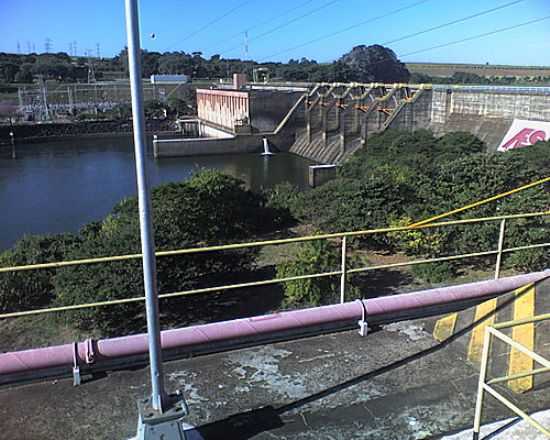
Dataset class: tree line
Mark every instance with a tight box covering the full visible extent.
[0,44,411,85]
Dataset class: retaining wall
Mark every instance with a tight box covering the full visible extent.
[154,130,294,158]
[0,119,174,145]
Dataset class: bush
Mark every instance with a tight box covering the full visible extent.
[0,234,79,313]
[264,182,299,227]
[387,215,445,256]
[498,187,549,272]
[416,153,548,271]
[277,239,360,307]
[53,170,287,334]
[412,262,457,284]
[277,240,341,307]
[291,169,423,250]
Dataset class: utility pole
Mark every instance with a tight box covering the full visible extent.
[67,86,74,114]
[38,76,50,121]
[124,0,191,438]
[17,88,23,110]
[87,50,96,83]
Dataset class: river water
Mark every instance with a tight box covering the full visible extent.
[0,135,315,250]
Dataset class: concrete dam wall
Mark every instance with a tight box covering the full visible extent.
[429,87,550,151]
[154,82,550,163]
[289,84,550,163]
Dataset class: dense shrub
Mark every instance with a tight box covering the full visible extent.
[277,239,359,307]
[52,170,289,334]
[264,182,301,226]
[273,130,548,277]
[416,152,548,266]
[411,262,457,284]
[274,167,422,250]
[0,234,79,313]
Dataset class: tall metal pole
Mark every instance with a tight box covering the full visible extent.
[124,0,166,412]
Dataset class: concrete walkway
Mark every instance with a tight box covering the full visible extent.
[442,408,550,439]
[2,314,550,440]
[2,279,550,439]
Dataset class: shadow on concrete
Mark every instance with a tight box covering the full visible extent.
[195,406,284,440]
[194,291,522,439]
[481,416,522,440]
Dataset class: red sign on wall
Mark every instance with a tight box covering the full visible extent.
[498,119,550,152]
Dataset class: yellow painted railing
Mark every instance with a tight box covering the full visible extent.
[0,178,548,321]
[473,302,550,438]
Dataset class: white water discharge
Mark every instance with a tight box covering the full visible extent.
[261,137,274,156]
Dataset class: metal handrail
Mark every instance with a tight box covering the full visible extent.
[0,174,548,320]
[0,210,547,274]
[473,305,550,439]
[0,211,548,320]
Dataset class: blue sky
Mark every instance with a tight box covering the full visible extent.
[2,0,550,65]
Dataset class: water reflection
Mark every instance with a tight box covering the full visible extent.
[0,135,314,250]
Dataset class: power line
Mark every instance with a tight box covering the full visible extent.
[258,0,527,62]
[257,0,433,61]
[220,0,346,56]
[203,0,316,55]
[271,13,550,72]
[164,0,255,51]
[243,0,316,36]
[384,0,525,46]
[399,14,550,59]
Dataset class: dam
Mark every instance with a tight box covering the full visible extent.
[154,78,550,164]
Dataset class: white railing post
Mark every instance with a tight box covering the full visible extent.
[340,236,347,303]
[494,219,506,280]
[472,328,492,440]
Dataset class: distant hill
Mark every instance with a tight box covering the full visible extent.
[406,62,550,79]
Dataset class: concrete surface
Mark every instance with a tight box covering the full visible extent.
[2,309,550,440]
[442,408,550,439]
[2,279,550,439]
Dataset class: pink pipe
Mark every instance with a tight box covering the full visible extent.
[1,271,548,378]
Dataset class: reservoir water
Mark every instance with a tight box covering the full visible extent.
[0,135,315,251]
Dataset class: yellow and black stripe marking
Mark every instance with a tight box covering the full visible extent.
[433,284,536,393]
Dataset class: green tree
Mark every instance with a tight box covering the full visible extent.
[277,240,341,307]
[53,170,288,334]
[0,234,79,313]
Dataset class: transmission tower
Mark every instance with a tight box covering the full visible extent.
[73,41,78,57]
[243,31,249,58]
[96,43,101,59]
[69,42,73,56]
[17,41,21,54]
[32,43,36,53]
[45,37,52,53]
[26,41,31,53]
